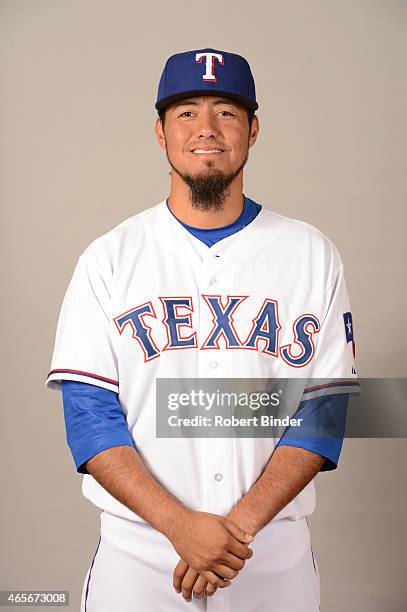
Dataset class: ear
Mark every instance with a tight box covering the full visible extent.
[248,115,260,149]
[155,116,166,150]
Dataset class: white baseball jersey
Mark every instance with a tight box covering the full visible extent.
[45,199,359,524]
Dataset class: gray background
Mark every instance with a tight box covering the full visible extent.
[1,0,406,610]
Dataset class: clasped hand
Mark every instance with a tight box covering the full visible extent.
[168,511,254,602]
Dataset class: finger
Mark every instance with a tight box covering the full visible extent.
[173,559,189,593]
[211,563,240,581]
[205,582,218,596]
[228,539,254,560]
[200,570,232,589]
[221,551,248,571]
[223,518,254,545]
[192,574,208,600]
[181,567,200,602]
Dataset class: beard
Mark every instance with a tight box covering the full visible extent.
[165,147,249,212]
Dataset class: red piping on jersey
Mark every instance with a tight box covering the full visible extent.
[47,369,119,385]
[303,380,360,393]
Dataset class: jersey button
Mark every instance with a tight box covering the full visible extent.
[209,277,218,286]
[209,360,219,369]
[214,473,223,482]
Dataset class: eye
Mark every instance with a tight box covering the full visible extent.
[219,110,234,116]
[179,111,194,118]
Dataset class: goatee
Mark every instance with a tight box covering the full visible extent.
[166,151,249,212]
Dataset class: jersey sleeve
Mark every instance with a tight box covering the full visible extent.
[45,248,119,393]
[302,257,360,400]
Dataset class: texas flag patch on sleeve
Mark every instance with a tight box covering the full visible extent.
[343,311,356,358]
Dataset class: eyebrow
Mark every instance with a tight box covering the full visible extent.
[171,98,238,109]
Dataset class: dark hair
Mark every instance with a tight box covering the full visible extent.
[159,107,256,130]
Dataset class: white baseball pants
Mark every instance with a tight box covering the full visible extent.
[81,510,320,611]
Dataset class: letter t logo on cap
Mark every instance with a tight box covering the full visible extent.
[195,52,224,82]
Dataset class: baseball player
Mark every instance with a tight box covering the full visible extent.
[45,48,360,611]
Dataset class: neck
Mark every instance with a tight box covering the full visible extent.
[167,171,245,228]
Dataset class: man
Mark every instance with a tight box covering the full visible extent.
[45,48,360,611]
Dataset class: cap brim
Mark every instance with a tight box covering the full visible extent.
[155,89,258,113]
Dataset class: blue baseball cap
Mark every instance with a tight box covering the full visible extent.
[155,48,258,113]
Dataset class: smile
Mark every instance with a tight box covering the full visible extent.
[191,149,224,154]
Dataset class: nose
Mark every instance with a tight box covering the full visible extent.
[195,107,220,139]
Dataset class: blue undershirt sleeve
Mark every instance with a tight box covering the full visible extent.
[61,380,136,474]
[61,383,348,474]
[275,393,349,471]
